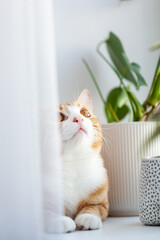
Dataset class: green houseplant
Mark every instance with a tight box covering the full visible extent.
[83,33,160,216]
[83,32,160,123]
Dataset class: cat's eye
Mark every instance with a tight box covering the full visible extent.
[59,112,68,122]
[80,108,91,118]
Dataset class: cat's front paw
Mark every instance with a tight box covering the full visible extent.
[46,216,76,233]
[75,213,102,230]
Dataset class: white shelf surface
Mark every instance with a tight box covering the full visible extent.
[44,216,160,240]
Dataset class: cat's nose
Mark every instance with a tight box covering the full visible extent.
[73,117,83,123]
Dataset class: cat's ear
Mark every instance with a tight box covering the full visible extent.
[77,89,92,110]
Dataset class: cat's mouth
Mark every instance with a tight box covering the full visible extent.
[78,127,87,135]
[71,127,87,139]
[63,127,87,143]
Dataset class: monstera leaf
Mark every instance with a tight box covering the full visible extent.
[130,62,147,89]
[105,87,129,122]
[105,32,147,89]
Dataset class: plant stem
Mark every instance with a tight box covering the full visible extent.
[82,59,105,104]
[96,41,135,121]
[142,103,160,121]
[127,91,144,120]
[96,41,123,84]
[144,106,155,121]
[108,103,119,122]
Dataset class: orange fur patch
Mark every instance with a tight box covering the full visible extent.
[90,116,102,152]
[75,178,109,221]
[59,103,70,114]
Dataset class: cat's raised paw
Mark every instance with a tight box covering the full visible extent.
[46,216,76,233]
[75,213,102,230]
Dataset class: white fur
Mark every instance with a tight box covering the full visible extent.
[75,213,102,230]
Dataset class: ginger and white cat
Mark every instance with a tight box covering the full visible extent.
[48,89,109,233]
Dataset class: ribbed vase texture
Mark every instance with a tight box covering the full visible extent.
[101,122,160,216]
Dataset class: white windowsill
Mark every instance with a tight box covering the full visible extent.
[44,216,160,240]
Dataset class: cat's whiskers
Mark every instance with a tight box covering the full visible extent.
[93,127,112,154]
[102,133,113,143]
[102,131,114,150]
[93,128,110,147]
[101,125,119,130]
[62,125,76,140]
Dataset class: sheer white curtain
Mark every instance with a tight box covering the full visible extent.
[0,0,62,239]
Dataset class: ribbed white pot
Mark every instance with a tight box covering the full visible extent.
[101,122,160,216]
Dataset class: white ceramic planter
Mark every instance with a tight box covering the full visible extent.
[101,122,160,216]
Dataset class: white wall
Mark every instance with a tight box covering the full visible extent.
[54,0,160,123]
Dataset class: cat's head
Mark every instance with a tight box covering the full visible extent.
[59,89,102,152]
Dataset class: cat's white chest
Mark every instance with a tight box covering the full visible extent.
[62,150,106,217]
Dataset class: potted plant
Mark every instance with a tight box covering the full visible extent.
[83,32,160,216]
